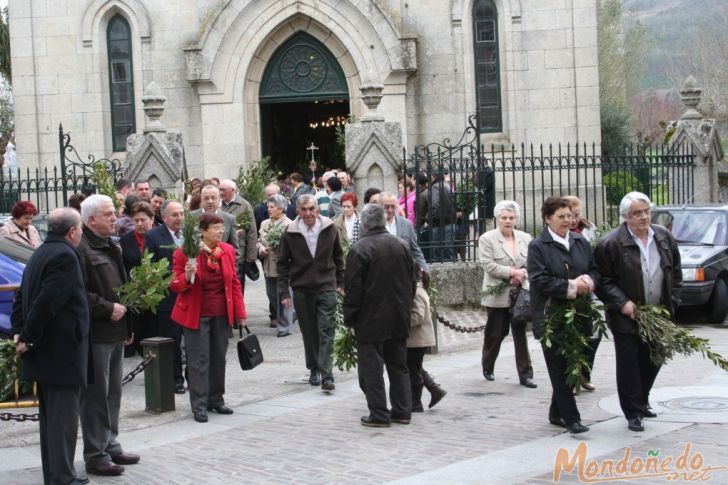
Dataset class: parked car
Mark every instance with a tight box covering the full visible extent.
[0,252,25,338]
[651,204,728,323]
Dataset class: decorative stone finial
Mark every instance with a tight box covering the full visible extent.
[359,84,385,122]
[679,75,703,120]
[142,82,167,133]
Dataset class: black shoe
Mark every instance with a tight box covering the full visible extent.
[484,371,495,381]
[207,404,233,415]
[78,476,90,484]
[193,410,208,423]
[520,378,538,389]
[276,331,290,338]
[643,405,657,418]
[360,415,390,427]
[628,416,644,431]
[321,378,335,391]
[175,382,185,394]
[309,372,321,386]
[566,421,589,434]
[86,461,125,476]
[391,415,411,424]
[412,401,424,413]
[549,417,566,428]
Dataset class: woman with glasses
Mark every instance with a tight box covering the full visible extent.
[527,196,600,434]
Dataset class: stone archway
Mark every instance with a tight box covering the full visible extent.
[259,31,350,173]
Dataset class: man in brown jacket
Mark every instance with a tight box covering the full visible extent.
[278,194,344,391]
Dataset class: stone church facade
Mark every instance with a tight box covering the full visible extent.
[9,0,600,178]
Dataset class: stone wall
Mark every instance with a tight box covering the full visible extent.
[10,0,600,177]
[430,262,485,308]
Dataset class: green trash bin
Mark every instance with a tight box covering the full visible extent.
[141,337,175,413]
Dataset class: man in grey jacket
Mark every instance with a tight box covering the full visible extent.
[380,192,428,273]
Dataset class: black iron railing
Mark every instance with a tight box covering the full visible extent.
[401,115,695,263]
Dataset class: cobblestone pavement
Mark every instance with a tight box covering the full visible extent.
[1,276,727,484]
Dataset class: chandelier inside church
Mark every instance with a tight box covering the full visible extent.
[309,115,348,129]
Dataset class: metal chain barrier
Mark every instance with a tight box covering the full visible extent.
[0,412,39,422]
[437,314,486,333]
[121,353,155,386]
[1,354,157,423]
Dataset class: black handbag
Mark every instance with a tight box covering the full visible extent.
[510,287,531,324]
[241,261,260,281]
[237,326,263,370]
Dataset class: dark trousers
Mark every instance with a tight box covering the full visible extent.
[482,307,533,379]
[542,342,581,425]
[582,334,602,381]
[183,316,229,413]
[357,338,411,421]
[157,310,184,385]
[38,383,82,485]
[80,341,124,467]
[406,347,427,407]
[125,310,157,358]
[292,290,336,380]
[265,276,279,321]
[613,330,661,419]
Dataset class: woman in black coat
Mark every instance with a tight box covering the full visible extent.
[527,196,600,434]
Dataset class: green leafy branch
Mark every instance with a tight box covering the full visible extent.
[236,157,275,205]
[182,210,200,259]
[264,222,286,251]
[636,305,728,371]
[539,296,608,390]
[92,161,122,212]
[236,210,251,232]
[116,250,173,315]
[333,293,357,372]
[0,339,33,402]
[480,280,511,299]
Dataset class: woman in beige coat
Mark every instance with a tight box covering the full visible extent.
[406,269,446,412]
[257,194,293,337]
[478,200,536,388]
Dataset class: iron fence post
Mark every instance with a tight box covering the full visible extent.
[58,123,68,206]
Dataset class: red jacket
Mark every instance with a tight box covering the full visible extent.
[170,242,246,330]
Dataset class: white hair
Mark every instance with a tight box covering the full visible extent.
[220,179,237,191]
[493,200,521,220]
[619,191,652,221]
[80,194,113,224]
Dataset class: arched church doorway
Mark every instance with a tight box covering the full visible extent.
[260,32,350,176]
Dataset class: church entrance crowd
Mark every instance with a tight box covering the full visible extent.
[7,166,680,484]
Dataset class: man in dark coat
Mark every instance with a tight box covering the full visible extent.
[78,194,139,476]
[595,191,682,432]
[11,208,89,485]
[344,203,416,427]
[144,200,186,393]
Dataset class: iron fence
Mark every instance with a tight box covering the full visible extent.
[401,115,695,263]
[0,124,124,213]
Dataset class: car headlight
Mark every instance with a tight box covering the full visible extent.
[682,268,705,282]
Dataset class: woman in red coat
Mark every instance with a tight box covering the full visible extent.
[171,212,246,423]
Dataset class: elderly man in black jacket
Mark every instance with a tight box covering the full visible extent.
[12,208,89,485]
[78,194,139,476]
[595,191,682,432]
[344,203,416,427]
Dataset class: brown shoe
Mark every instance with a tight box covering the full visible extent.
[422,370,447,409]
[110,452,140,465]
[86,461,125,476]
[581,381,596,391]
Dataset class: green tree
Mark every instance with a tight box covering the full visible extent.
[0,7,10,84]
[597,0,652,155]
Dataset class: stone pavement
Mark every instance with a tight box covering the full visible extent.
[1,275,727,484]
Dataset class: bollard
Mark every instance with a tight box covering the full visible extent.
[140,337,175,413]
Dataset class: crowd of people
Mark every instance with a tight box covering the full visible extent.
[5,166,681,482]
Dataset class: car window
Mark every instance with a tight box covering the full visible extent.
[653,210,727,245]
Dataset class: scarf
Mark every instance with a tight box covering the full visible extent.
[200,240,224,271]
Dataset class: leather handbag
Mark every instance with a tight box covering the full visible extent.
[509,287,531,324]
[237,326,263,370]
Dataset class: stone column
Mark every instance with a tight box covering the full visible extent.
[346,84,403,201]
[666,76,725,203]
[125,82,185,196]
